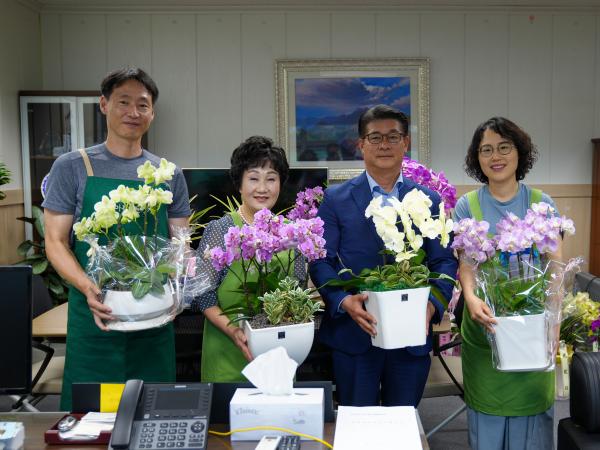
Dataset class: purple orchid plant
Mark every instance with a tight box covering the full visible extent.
[208,191,326,321]
[402,157,457,209]
[452,202,576,316]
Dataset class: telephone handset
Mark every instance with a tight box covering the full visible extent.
[109,379,213,450]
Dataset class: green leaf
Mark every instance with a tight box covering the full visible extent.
[16,240,34,256]
[430,285,449,309]
[131,280,152,299]
[156,263,175,274]
[32,259,48,275]
[32,206,45,237]
[48,283,65,295]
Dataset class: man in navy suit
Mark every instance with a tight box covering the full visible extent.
[309,105,457,407]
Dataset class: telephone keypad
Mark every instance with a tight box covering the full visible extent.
[133,419,208,450]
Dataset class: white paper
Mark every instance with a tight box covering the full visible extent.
[58,412,115,440]
[333,406,422,450]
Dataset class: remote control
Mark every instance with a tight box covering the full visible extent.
[278,435,301,450]
[255,435,281,450]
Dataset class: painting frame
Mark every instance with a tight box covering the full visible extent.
[275,58,430,181]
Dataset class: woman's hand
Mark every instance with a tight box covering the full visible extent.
[228,326,253,361]
[464,292,497,333]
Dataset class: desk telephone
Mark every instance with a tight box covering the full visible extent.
[109,380,212,450]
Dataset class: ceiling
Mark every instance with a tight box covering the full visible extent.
[20,0,600,13]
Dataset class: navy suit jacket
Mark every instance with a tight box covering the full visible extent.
[309,172,458,356]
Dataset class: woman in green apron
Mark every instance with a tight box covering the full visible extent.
[194,136,306,382]
[43,70,191,411]
[453,117,564,450]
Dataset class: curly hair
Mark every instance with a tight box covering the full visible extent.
[229,136,289,191]
[464,117,538,184]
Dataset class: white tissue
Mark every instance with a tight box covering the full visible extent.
[241,346,298,396]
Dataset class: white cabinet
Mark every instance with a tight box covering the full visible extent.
[19,92,107,238]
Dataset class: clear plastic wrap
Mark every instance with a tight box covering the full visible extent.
[474,253,583,372]
[83,226,206,331]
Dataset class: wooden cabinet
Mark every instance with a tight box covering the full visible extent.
[591,138,600,276]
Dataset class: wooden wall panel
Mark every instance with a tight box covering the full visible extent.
[61,15,107,90]
[196,14,242,167]
[421,13,465,183]
[507,13,552,185]
[0,190,25,265]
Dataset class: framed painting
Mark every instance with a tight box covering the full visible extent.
[275,58,430,181]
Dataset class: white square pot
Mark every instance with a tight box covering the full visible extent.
[243,321,314,365]
[364,287,430,350]
[493,313,551,371]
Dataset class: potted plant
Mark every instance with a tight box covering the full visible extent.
[207,187,326,364]
[0,161,10,201]
[15,206,70,304]
[72,158,193,330]
[555,290,600,397]
[327,189,456,349]
[452,202,577,371]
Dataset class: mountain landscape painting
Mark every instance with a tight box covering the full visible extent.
[294,76,411,162]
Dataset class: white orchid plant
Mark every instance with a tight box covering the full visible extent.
[330,189,456,306]
[73,159,191,300]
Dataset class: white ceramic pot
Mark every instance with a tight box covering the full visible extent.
[103,283,174,322]
[365,287,430,350]
[243,320,314,365]
[492,313,551,371]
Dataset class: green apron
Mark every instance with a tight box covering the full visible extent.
[60,150,175,411]
[460,187,554,416]
[201,211,294,382]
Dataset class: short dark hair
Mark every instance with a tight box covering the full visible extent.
[100,67,159,104]
[229,136,289,191]
[464,117,538,184]
[358,104,409,137]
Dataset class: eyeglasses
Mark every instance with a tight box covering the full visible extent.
[478,142,514,158]
[363,132,406,145]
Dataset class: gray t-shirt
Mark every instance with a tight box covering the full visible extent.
[453,183,557,234]
[42,143,191,224]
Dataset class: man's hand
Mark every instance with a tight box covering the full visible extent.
[425,301,436,336]
[82,280,113,331]
[465,293,497,333]
[341,293,377,337]
[228,327,253,361]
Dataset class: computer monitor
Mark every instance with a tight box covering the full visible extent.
[183,167,328,242]
[0,266,32,394]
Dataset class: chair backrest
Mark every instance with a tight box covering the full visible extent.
[0,265,32,394]
[32,274,54,318]
[574,272,600,301]
[210,381,335,424]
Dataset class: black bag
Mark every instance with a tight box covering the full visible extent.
[570,352,600,433]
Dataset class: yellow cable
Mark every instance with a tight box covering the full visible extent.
[208,425,334,449]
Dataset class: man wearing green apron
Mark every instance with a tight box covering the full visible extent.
[43,68,190,411]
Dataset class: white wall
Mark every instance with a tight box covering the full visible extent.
[38,9,600,185]
[0,0,42,189]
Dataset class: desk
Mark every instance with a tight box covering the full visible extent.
[32,302,452,339]
[32,302,68,339]
[0,412,429,449]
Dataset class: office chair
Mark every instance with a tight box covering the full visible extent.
[422,315,466,438]
[174,310,204,381]
[11,275,65,411]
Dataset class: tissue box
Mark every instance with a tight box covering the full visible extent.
[0,422,24,450]
[229,388,324,441]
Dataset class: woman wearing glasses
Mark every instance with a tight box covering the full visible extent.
[453,117,562,449]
